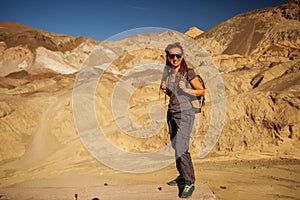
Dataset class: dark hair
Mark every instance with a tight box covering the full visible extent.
[165,42,184,55]
[164,42,188,75]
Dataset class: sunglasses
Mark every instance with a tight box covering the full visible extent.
[167,54,183,59]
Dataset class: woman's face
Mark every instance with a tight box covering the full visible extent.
[167,47,183,68]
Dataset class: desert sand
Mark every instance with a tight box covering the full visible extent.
[0,153,299,199]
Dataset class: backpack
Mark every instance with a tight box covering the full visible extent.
[184,67,206,113]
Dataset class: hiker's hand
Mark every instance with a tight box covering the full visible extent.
[179,81,187,91]
[161,84,167,94]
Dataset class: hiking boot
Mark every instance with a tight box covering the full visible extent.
[180,183,195,198]
[167,175,184,186]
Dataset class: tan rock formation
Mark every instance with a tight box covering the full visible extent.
[194,0,300,72]
[185,26,204,38]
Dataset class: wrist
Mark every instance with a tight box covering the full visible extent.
[183,88,189,94]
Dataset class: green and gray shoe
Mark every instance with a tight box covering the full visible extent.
[167,175,185,186]
[180,184,195,198]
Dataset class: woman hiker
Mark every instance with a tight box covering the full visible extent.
[160,42,205,198]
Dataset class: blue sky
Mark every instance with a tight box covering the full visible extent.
[1,0,287,41]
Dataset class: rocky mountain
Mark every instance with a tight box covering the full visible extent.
[0,1,299,187]
[185,26,204,38]
[0,22,101,76]
[191,0,300,155]
[191,0,300,71]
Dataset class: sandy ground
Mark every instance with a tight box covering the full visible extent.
[0,155,299,200]
[0,71,299,199]
[0,183,215,200]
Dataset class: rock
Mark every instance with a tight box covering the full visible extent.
[185,26,204,38]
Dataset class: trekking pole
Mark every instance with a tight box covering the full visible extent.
[158,86,161,100]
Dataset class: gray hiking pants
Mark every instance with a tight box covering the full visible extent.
[167,109,195,184]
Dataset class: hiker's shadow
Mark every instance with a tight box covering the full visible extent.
[177,182,185,198]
